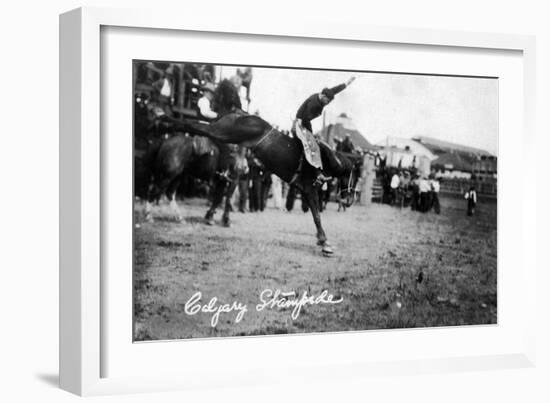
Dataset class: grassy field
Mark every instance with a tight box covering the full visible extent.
[134,194,497,341]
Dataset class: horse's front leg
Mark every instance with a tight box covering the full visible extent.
[221,180,238,227]
[166,178,183,222]
[302,184,333,256]
[145,176,170,222]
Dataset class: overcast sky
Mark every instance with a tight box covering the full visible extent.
[220,66,498,155]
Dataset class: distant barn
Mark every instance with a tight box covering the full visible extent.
[412,136,497,180]
[317,113,375,152]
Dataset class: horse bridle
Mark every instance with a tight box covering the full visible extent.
[337,168,359,206]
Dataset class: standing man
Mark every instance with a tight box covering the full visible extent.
[465,185,477,216]
[410,174,420,211]
[294,76,356,185]
[236,147,250,213]
[418,175,431,212]
[340,133,355,153]
[270,174,284,210]
[248,153,264,212]
[430,176,441,214]
[390,170,400,205]
[152,66,175,116]
[197,82,218,121]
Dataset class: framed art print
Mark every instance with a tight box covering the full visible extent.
[60,7,537,396]
[132,60,498,341]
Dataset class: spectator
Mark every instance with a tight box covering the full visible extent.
[410,174,420,211]
[465,185,477,216]
[285,186,308,213]
[152,67,175,116]
[197,82,218,121]
[340,133,355,153]
[237,67,253,105]
[201,64,216,83]
[271,174,283,210]
[236,147,250,213]
[334,137,343,152]
[285,185,298,212]
[261,173,272,210]
[418,175,431,212]
[400,170,411,206]
[390,171,400,205]
[248,154,266,212]
[380,154,387,169]
[430,176,441,214]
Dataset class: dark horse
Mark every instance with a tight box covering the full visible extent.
[179,113,356,256]
[144,134,244,226]
[143,79,246,226]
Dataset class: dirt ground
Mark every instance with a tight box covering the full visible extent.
[133,194,497,341]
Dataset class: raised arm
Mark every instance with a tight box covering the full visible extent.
[329,76,356,96]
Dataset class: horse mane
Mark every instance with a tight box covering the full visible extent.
[213,79,242,115]
[319,142,354,177]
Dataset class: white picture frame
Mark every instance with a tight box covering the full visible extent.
[59,6,537,396]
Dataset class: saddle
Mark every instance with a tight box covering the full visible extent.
[293,121,323,169]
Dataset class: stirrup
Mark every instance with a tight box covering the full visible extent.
[314,173,332,187]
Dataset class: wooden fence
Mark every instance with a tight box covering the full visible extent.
[370,177,496,203]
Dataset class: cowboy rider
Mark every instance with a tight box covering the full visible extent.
[294,76,356,185]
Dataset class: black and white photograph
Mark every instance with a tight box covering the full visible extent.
[133,60,498,341]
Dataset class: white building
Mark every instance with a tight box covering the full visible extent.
[375,137,437,175]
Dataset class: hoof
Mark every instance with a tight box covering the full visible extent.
[319,241,334,256]
[317,239,331,247]
[205,218,214,226]
[322,246,334,257]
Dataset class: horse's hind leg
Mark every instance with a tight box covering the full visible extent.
[205,178,225,225]
[222,180,238,227]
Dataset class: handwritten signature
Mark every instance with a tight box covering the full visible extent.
[184,289,343,327]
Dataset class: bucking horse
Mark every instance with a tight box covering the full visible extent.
[177,109,357,256]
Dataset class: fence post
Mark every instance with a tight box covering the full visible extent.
[360,155,375,206]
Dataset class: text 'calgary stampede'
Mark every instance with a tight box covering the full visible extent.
[184,289,344,327]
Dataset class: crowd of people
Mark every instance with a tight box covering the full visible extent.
[386,170,441,214]
[231,151,332,214]
[384,168,481,216]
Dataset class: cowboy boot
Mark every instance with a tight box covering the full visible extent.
[314,169,332,187]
